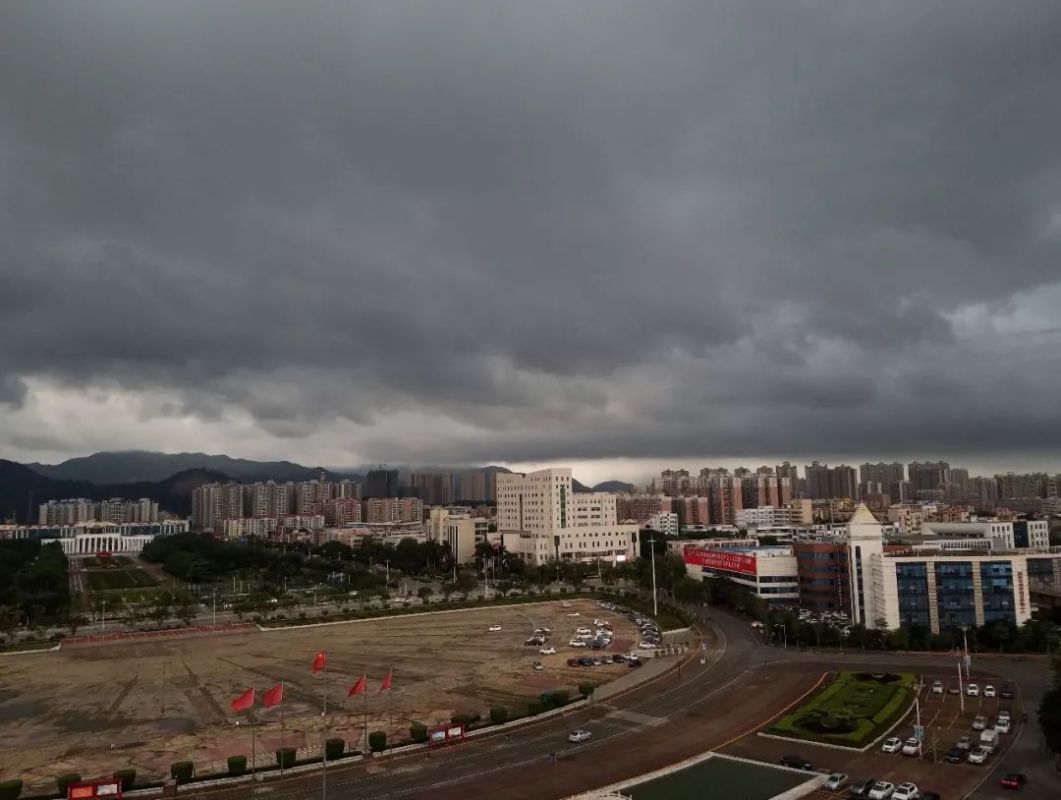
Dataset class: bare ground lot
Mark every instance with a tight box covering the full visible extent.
[0,599,640,790]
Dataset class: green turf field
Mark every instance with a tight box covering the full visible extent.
[84,568,159,591]
[627,755,809,800]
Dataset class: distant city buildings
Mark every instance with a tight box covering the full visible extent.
[0,519,189,555]
[39,497,159,525]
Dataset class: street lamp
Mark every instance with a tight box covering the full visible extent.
[649,535,658,617]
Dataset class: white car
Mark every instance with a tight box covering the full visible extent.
[931,680,943,694]
[566,612,580,617]
[639,641,660,649]
[967,745,989,764]
[995,717,1011,734]
[984,685,996,698]
[966,683,980,697]
[881,737,903,753]
[568,728,592,743]
[972,714,987,731]
[824,773,848,791]
[892,782,919,800]
[539,646,557,655]
[868,780,895,800]
[569,639,587,648]
[488,624,502,632]
[901,737,922,757]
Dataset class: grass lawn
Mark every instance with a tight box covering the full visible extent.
[767,671,915,747]
[85,568,160,592]
[628,755,809,800]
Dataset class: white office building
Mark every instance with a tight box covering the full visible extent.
[495,468,640,566]
[646,512,680,536]
[0,520,189,555]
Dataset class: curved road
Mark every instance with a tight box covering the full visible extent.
[179,608,1058,800]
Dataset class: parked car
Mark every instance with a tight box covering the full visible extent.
[566,658,579,667]
[967,683,980,697]
[931,680,944,694]
[944,746,965,763]
[999,685,1015,699]
[825,773,849,791]
[539,646,557,655]
[867,781,895,800]
[569,640,587,648]
[980,728,999,752]
[901,737,922,757]
[488,624,502,632]
[881,737,903,754]
[892,783,919,800]
[567,729,592,743]
[999,773,1026,790]
[611,654,625,663]
[848,778,876,798]
[955,735,973,750]
[973,714,988,730]
[984,684,996,698]
[577,657,593,666]
[995,717,1011,734]
[947,685,960,695]
[779,755,814,770]
[967,745,989,764]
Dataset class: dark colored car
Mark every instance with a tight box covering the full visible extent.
[577,657,593,666]
[847,777,875,797]
[999,685,1016,699]
[944,746,964,763]
[566,658,579,667]
[1000,773,1026,790]
[611,654,625,663]
[779,755,813,771]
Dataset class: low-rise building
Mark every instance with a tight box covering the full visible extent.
[0,520,189,554]
[681,543,800,606]
[646,512,679,536]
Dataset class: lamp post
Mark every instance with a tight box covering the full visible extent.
[649,535,658,617]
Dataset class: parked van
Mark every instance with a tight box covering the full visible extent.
[979,728,999,752]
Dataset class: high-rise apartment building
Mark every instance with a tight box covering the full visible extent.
[409,472,456,506]
[495,468,639,566]
[191,483,244,531]
[363,497,423,524]
[364,468,400,499]
[616,495,664,524]
[830,465,857,500]
[805,461,831,500]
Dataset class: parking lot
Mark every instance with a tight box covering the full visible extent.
[723,669,1025,800]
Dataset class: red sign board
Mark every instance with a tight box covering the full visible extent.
[68,782,121,800]
[682,547,757,576]
[427,723,465,749]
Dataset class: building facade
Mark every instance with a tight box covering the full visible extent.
[0,520,189,555]
[681,544,800,605]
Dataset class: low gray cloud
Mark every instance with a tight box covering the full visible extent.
[2,1,1061,471]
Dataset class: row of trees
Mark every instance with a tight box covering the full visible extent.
[0,541,71,629]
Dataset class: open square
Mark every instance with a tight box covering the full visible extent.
[625,754,813,800]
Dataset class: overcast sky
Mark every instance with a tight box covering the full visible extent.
[3,2,1061,484]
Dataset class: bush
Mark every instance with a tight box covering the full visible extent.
[324,738,346,760]
[539,690,571,709]
[450,712,480,727]
[112,769,136,790]
[56,774,81,795]
[170,762,194,783]
[368,731,387,752]
[275,748,297,768]
[489,706,509,724]
[226,755,247,776]
[409,724,428,743]
[527,701,544,716]
[578,683,596,698]
[0,780,23,800]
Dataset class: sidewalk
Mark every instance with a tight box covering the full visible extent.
[594,655,678,702]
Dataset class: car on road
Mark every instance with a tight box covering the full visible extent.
[867,780,895,800]
[892,783,919,800]
[569,639,587,647]
[972,714,988,731]
[944,746,964,763]
[825,773,849,791]
[999,773,1026,790]
[568,729,592,743]
[881,737,903,754]
[955,735,973,750]
[966,683,980,696]
[984,684,996,698]
[901,737,922,757]
[931,680,943,694]
[999,685,1015,699]
[848,778,876,798]
[488,624,502,632]
[779,755,814,770]
[539,646,557,655]
[967,745,989,764]
[995,716,1011,734]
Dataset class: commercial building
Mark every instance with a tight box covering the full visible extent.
[443,515,489,564]
[495,468,639,566]
[681,543,800,605]
[646,512,679,536]
[736,505,797,529]
[919,520,1050,551]
[0,520,189,555]
[793,540,851,613]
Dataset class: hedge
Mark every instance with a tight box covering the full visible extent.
[578,683,597,698]
[527,701,544,716]
[0,780,22,800]
[170,762,194,783]
[226,755,247,776]
[489,706,509,724]
[56,774,81,795]
[368,731,387,752]
[324,738,346,760]
[872,687,911,726]
[275,748,297,768]
[409,724,428,743]
[112,769,136,791]
[451,712,480,727]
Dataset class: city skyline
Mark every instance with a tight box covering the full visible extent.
[3,3,1061,475]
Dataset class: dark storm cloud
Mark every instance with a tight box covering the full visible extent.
[2,1,1061,467]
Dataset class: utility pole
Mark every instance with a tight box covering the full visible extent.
[957,660,965,713]
[212,589,217,626]
[960,625,971,676]
[649,535,658,616]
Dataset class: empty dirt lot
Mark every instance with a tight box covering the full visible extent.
[0,598,642,790]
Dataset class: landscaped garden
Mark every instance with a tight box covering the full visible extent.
[767,671,915,747]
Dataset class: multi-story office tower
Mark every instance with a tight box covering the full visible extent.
[495,468,639,566]
[364,468,400,499]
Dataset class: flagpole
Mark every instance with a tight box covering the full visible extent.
[321,661,328,800]
[279,682,285,800]
[363,686,368,753]
[251,711,257,779]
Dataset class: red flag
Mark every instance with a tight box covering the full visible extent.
[378,671,392,693]
[347,675,366,698]
[262,683,284,709]
[312,650,327,673]
[229,687,254,713]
